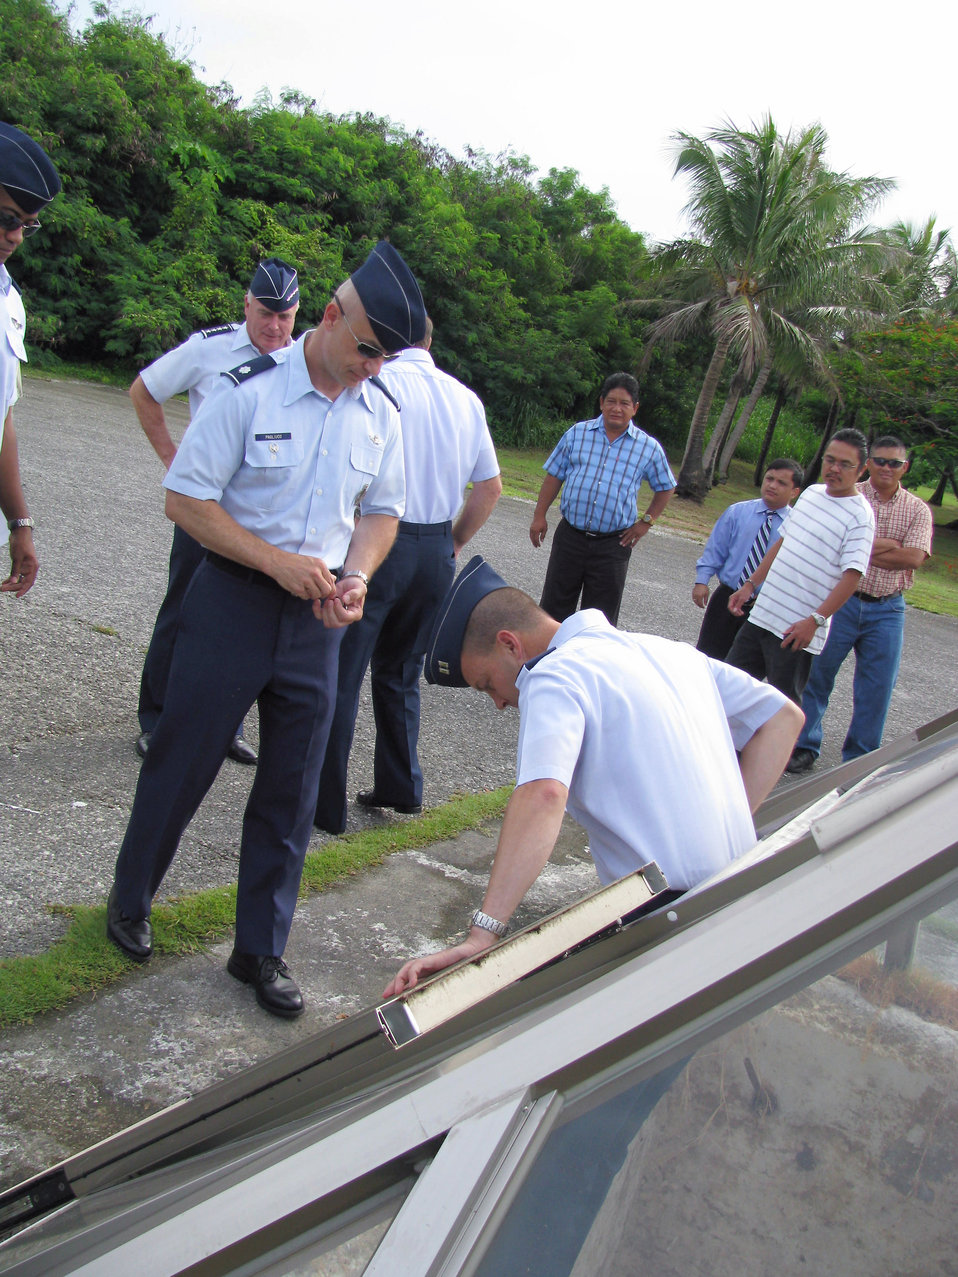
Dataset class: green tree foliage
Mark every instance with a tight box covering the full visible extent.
[836,320,958,486]
[2,0,660,441]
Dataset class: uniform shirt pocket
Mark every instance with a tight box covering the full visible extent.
[242,432,306,509]
[349,439,384,480]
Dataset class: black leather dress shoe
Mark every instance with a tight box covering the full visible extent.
[106,887,153,961]
[135,731,151,759]
[227,735,258,765]
[786,747,817,775]
[227,950,304,1018]
[356,790,422,815]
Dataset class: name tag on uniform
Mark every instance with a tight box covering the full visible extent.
[254,432,292,441]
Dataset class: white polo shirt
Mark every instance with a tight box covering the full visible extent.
[514,610,788,890]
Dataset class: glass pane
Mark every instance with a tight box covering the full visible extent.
[476,899,958,1277]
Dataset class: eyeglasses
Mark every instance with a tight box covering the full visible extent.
[333,295,398,362]
[0,209,41,238]
[823,454,861,472]
[869,456,906,469]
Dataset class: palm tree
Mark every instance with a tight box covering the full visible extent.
[645,117,893,500]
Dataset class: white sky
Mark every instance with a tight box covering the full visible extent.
[68,0,956,246]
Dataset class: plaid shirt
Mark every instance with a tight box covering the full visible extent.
[858,480,933,596]
[545,418,675,534]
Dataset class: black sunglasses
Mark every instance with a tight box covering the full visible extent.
[333,295,399,362]
[870,457,906,469]
[0,209,41,238]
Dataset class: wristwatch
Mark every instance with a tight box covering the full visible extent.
[471,909,508,938]
[7,517,34,532]
[640,513,654,526]
[811,612,827,628]
[340,569,369,586]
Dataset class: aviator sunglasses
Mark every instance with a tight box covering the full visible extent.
[0,209,41,238]
[333,294,399,362]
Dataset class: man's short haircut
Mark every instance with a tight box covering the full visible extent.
[600,372,640,403]
[871,434,907,454]
[462,588,546,661]
[766,458,804,486]
[413,314,434,350]
[829,427,869,466]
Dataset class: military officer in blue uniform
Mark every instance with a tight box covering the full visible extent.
[131,257,301,764]
[107,242,427,1019]
[0,123,60,599]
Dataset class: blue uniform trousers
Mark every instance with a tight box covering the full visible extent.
[138,524,245,740]
[797,591,906,761]
[313,521,455,834]
[114,556,343,956]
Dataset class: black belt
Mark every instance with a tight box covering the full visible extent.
[206,552,287,593]
[855,589,902,604]
[399,519,453,536]
[567,523,629,540]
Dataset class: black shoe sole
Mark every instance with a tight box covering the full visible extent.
[356,792,422,815]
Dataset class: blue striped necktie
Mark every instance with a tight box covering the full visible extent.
[739,511,774,587]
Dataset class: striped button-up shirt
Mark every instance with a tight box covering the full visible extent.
[544,418,675,534]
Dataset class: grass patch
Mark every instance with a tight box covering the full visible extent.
[0,787,512,1028]
[837,951,958,1032]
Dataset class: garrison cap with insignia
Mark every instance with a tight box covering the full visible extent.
[350,241,426,354]
[249,257,300,312]
[0,122,61,215]
[424,555,509,687]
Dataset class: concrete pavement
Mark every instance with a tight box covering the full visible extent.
[1,375,956,1191]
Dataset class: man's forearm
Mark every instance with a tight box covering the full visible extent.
[453,475,502,553]
[533,474,563,518]
[0,412,29,521]
[739,702,804,811]
[345,512,399,577]
[479,779,569,927]
[130,376,177,468]
[817,568,863,618]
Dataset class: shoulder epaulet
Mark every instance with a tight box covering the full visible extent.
[221,352,278,386]
[197,322,240,339]
[8,277,21,296]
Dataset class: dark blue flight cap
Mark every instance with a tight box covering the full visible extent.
[0,122,61,215]
[424,555,510,687]
[350,241,426,354]
[249,257,300,312]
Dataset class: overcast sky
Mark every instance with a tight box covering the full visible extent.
[68,0,955,246]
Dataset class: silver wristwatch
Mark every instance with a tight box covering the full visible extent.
[7,517,34,532]
[811,612,827,628]
[471,909,508,937]
[340,569,369,586]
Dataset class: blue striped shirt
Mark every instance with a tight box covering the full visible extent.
[544,418,676,534]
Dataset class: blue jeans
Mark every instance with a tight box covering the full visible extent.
[797,592,906,761]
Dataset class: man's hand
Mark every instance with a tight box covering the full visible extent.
[529,513,548,548]
[781,616,818,651]
[315,575,367,628]
[1,528,38,597]
[727,583,755,616]
[383,931,495,999]
[692,583,710,609]
[620,520,650,548]
[269,551,338,601]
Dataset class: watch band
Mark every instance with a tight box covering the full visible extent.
[471,909,508,937]
[340,569,369,586]
[7,517,34,532]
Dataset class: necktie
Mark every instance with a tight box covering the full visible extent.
[739,511,774,587]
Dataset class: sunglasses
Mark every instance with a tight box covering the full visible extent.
[333,295,398,362]
[869,457,906,469]
[0,208,41,238]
